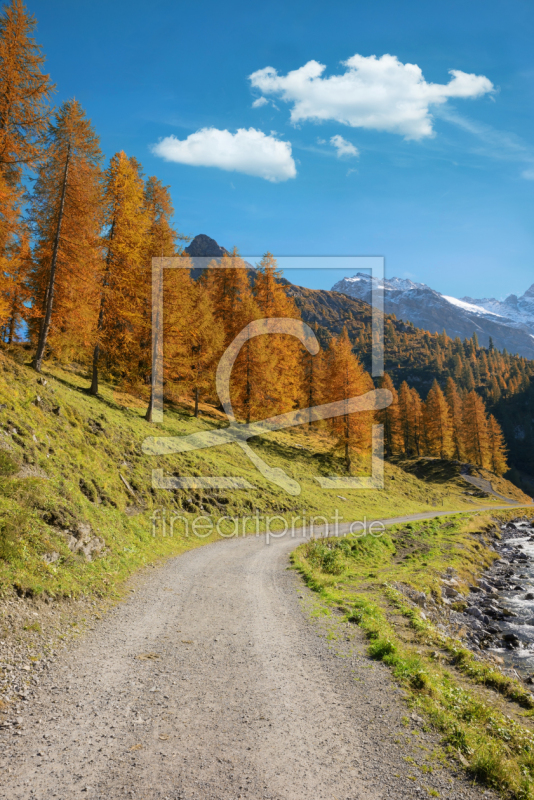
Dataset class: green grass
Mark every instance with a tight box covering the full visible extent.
[292,509,534,799]
[0,347,524,601]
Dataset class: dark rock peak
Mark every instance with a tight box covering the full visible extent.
[185,234,229,258]
[523,283,534,299]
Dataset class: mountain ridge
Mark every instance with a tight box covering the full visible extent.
[332,272,534,359]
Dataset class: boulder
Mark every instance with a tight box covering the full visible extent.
[466,606,483,619]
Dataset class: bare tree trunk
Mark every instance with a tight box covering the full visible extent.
[345,413,351,473]
[89,220,115,396]
[89,342,100,395]
[194,386,199,418]
[145,298,160,422]
[7,302,16,345]
[145,384,155,422]
[89,300,106,396]
[33,145,70,372]
[245,338,251,425]
[307,353,313,428]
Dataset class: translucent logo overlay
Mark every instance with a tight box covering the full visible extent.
[142,257,390,495]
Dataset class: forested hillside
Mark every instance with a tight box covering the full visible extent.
[0,0,531,494]
[290,284,534,487]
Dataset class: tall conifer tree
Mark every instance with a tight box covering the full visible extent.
[89,152,149,395]
[462,390,490,468]
[424,380,453,458]
[253,252,303,415]
[445,376,464,461]
[0,0,54,325]
[325,328,374,473]
[31,99,103,371]
[378,373,402,456]
[488,414,508,476]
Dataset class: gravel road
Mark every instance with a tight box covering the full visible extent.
[0,512,508,800]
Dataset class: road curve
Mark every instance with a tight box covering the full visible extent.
[0,507,516,800]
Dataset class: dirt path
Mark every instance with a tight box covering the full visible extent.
[0,507,520,800]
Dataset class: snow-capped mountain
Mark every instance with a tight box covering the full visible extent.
[458,286,534,332]
[331,273,534,359]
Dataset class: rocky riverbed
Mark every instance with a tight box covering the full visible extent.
[458,516,534,675]
[393,517,534,682]
[397,516,534,680]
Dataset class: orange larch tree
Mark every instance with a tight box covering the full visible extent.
[488,414,508,476]
[325,327,374,473]
[378,373,402,456]
[30,99,103,371]
[141,176,187,420]
[462,390,490,468]
[302,345,327,428]
[0,0,54,327]
[186,278,224,417]
[253,252,303,415]
[205,250,272,421]
[89,151,149,395]
[423,379,453,458]
[2,225,31,343]
[445,376,465,461]
[398,381,424,456]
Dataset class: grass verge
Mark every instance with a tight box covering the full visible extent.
[292,509,534,799]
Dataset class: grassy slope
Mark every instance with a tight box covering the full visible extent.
[292,509,534,799]
[0,348,527,600]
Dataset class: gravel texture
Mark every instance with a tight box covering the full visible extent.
[0,530,498,800]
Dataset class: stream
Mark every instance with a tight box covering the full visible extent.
[460,517,534,676]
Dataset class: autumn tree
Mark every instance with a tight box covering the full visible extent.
[31,99,103,371]
[488,414,508,476]
[325,327,374,472]
[205,250,272,421]
[0,0,54,326]
[156,252,223,419]
[398,382,424,456]
[2,225,31,342]
[410,388,424,456]
[205,250,256,343]
[187,279,224,417]
[303,345,327,428]
[378,373,402,456]
[141,176,187,420]
[89,151,149,395]
[445,377,464,461]
[0,0,53,170]
[424,380,453,458]
[229,292,273,423]
[462,390,490,468]
[253,252,303,415]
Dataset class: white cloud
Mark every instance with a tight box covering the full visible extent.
[521,169,534,180]
[330,134,359,157]
[249,53,494,140]
[151,127,296,182]
[252,96,269,108]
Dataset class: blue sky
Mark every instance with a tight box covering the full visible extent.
[26,0,534,298]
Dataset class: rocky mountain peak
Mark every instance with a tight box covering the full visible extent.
[332,272,534,359]
[184,234,229,258]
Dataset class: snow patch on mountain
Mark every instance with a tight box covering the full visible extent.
[442,295,504,318]
[331,272,534,359]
